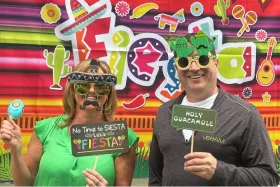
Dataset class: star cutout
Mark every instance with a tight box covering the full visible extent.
[257,0,273,11]
[262,92,271,103]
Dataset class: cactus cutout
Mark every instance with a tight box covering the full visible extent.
[0,147,12,181]
[190,31,214,56]
[214,0,230,25]
[133,142,150,178]
[43,45,72,90]
[170,37,194,59]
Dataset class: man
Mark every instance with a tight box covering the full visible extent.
[148,32,280,186]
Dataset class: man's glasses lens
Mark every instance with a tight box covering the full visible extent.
[178,57,189,69]
[198,55,210,66]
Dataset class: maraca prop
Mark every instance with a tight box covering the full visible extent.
[7,99,24,120]
[232,5,257,37]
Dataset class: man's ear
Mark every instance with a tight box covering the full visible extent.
[173,61,178,70]
[214,59,218,66]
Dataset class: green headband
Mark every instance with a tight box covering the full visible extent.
[170,30,216,58]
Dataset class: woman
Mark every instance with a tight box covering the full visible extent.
[0,59,139,186]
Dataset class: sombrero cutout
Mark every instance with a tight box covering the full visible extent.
[60,0,107,36]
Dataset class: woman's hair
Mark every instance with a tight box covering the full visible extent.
[61,59,117,127]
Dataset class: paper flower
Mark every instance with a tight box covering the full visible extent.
[242,87,252,99]
[115,1,130,17]
[138,141,144,148]
[255,29,267,41]
[41,3,61,24]
[190,2,204,17]
[3,144,9,150]
[262,92,271,103]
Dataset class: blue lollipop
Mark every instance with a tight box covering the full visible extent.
[7,99,24,120]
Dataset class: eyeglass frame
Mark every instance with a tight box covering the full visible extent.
[174,54,216,71]
[73,82,112,96]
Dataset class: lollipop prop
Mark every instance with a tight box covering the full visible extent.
[7,99,24,120]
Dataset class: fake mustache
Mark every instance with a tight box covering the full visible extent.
[80,100,101,111]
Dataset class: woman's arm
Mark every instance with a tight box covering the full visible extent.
[12,132,42,186]
[114,146,137,186]
[1,117,43,186]
[24,132,43,183]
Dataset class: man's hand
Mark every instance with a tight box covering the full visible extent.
[184,152,217,180]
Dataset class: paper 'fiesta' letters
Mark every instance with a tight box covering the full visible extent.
[55,1,256,102]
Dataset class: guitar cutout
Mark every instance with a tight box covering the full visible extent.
[256,37,277,86]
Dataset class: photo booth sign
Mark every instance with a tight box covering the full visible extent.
[70,121,129,157]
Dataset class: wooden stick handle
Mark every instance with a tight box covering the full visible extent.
[237,25,247,37]
[93,155,99,170]
[191,131,194,153]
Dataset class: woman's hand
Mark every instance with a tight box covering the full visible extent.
[0,116,22,153]
[83,169,108,187]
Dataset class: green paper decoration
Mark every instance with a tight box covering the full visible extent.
[190,30,214,56]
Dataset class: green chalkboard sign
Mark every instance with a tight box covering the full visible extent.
[70,121,129,157]
[172,105,217,132]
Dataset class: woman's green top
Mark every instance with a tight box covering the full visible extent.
[33,115,139,186]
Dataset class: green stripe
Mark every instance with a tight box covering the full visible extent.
[1,26,54,34]
[0,30,63,46]
[256,43,280,53]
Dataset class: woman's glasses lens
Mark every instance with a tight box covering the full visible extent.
[75,83,89,95]
[75,82,111,96]
[95,84,111,96]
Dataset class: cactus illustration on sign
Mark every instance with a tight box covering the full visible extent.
[214,0,230,25]
[170,37,194,58]
[43,45,72,90]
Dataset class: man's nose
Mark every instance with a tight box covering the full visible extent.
[189,61,200,71]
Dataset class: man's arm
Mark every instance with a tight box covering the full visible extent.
[148,132,164,186]
[114,146,137,186]
[210,109,280,186]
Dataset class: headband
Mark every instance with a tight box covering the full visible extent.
[170,30,216,58]
[68,59,117,86]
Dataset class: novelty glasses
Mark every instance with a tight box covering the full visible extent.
[74,82,111,96]
[174,55,216,70]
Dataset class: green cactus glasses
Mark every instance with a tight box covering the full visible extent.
[74,82,111,96]
[175,55,216,70]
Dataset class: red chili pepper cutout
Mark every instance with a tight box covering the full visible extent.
[122,93,150,110]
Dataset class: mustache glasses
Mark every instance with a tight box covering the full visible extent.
[175,55,215,70]
[74,82,111,96]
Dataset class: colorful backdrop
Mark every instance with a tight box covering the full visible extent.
[0,0,279,181]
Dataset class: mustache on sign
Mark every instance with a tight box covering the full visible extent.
[196,45,208,49]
